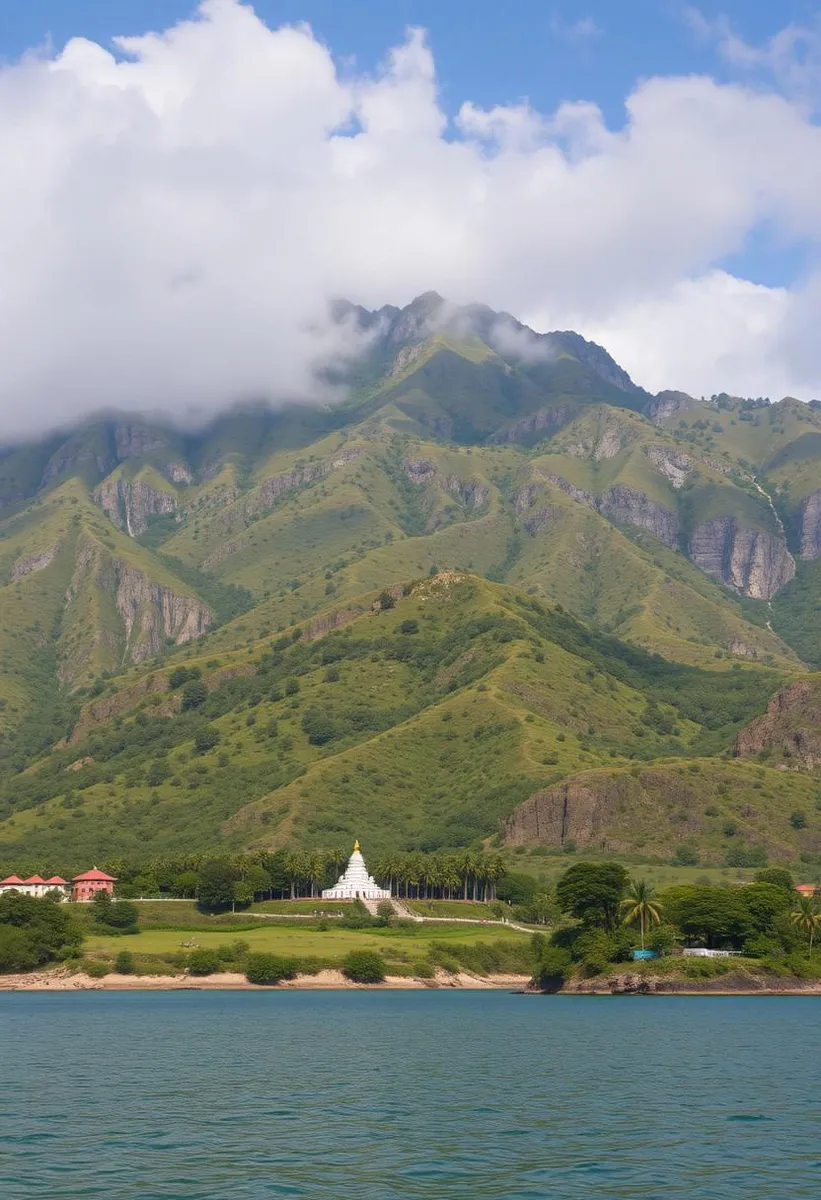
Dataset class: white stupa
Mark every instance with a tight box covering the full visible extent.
[322,841,390,900]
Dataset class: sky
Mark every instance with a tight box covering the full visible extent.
[1,0,821,434]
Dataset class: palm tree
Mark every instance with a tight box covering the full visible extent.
[791,895,821,957]
[620,879,662,950]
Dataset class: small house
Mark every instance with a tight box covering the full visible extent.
[71,868,117,902]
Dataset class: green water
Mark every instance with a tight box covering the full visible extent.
[0,991,818,1197]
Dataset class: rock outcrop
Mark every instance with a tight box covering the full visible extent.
[566,423,630,462]
[115,566,211,661]
[798,490,821,559]
[94,477,178,537]
[10,546,58,582]
[403,459,436,484]
[242,447,363,520]
[645,446,691,488]
[645,390,695,422]
[488,404,578,444]
[445,476,487,508]
[735,679,821,768]
[598,486,679,547]
[689,518,795,599]
[113,424,169,460]
[504,777,633,850]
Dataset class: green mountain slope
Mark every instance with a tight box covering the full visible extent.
[4,296,821,872]
[0,575,797,868]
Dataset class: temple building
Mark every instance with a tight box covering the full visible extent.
[322,841,390,900]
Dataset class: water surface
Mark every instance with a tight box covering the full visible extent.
[1,991,818,1198]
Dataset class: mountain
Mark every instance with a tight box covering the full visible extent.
[2,295,821,870]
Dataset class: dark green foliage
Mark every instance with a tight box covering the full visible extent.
[0,892,82,972]
[790,810,808,830]
[181,680,208,710]
[187,948,222,975]
[342,949,386,982]
[92,892,138,932]
[115,950,135,974]
[196,860,238,913]
[169,666,201,690]
[399,619,419,635]
[755,868,795,891]
[245,952,298,984]
[496,871,538,906]
[533,947,572,992]
[378,591,396,611]
[661,885,754,949]
[158,555,253,627]
[672,845,699,866]
[555,862,630,930]
[194,726,220,754]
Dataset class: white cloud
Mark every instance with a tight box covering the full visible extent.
[1,0,821,437]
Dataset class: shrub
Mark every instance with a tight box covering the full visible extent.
[534,947,572,992]
[115,950,136,975]
[84,960,110,979]
[181,680,208,710]
[194,726,220,754]
[672,845,699,866]
[413,960,435,979]
[399,619,419,634]
[790,811,808,830]
[342,950,386,983]
[245,953,298,985]
[187,949,222,976]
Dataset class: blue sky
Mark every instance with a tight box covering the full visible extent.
[0,0,819,424]
[4,0,818,292]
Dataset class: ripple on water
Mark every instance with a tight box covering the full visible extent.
[0,992,819,1199]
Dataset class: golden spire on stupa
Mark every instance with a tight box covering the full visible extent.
[353,839,360,852]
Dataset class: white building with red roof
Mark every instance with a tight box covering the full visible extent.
[0,874,69,898]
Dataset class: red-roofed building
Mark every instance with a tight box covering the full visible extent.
[72,868,117,902]
[795,884,818,898]
[0,874,69,898]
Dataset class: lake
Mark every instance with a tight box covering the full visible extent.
[0,991,818,1198]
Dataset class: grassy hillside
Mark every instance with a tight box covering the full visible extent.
[0,575,790,866]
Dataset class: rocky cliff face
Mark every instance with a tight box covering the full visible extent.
[115,565,211,661]
[503,774,651,851]
[645,446,691,488]
[535,474,679,546]
[9,545,58,582]
[566,423,630,462]
[735,679,821,768]
[241,447,363,520]
[598,486,679,547]
[645,390,695,422]
[689,518,795,599]
[488,404,578,444]
[62,537,212,679]
[798,490,821,559]
[94,477,178,536]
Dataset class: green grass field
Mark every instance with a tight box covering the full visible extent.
[83,920,532,971]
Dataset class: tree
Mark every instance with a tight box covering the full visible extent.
[620,879,662,949]
[115,950,135,975]
[755,868,794,892]
[0,892,82,969]
[533,947,572,992]
[197,860,238,913]
[181,679,208,710]
[378,591,395,611]
[660,886,753,949]
[556,862,630,930]
[791,896,821,956]
[194,726,220,754]
[343,950,386,983]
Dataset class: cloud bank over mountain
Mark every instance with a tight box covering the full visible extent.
[1,0,820,435]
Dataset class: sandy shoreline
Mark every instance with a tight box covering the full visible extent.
[3,968,821,995]
[0,968,531,992]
